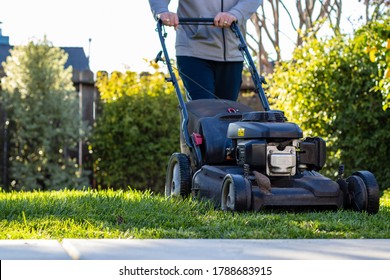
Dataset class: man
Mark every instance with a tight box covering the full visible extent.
[148,0,262,101]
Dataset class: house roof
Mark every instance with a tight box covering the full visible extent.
[62,47,90,71]
[0,45,90,72]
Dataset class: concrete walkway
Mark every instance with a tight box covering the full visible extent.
[1,239,390,260]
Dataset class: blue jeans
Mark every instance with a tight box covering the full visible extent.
[176,56,243,101]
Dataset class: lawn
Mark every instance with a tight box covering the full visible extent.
[0,188,389,239]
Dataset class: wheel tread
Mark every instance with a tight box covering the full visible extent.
[165,153,191,198]
[353,171,380,214]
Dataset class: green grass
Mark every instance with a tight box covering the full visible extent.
[0,188,389,240]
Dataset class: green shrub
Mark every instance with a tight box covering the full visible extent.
[92,70,180,192]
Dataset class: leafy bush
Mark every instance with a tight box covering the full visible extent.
[92,70,180,192]
[267,15,390,190]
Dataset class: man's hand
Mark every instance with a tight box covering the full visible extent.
[214,12,237,28]
[158,12,179,28]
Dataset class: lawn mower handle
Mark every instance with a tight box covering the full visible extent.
[156,19,200,163]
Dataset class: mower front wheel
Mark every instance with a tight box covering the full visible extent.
[353,171,380,214]
[346,170,380,214]
[220,174,252,212]
[346,175,368,212]
[165,153,191,198]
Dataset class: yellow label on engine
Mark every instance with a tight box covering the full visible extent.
[238,128,245,137]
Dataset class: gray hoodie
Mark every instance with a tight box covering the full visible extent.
[148,0,262,61]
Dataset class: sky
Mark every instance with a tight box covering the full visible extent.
[0,0,178,73]
[0,0,366,74]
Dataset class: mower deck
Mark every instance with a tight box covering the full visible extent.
[192,165,344,211]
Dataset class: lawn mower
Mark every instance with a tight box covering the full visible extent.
[155,18,380,213]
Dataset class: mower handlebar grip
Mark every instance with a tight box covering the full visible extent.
[179,18,214,24]
[159,18,238,27]
[178,18,238,27]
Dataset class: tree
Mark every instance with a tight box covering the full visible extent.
[359,0,390,22]
[0,38,90,190]
[266,14,390,189]
[249,0,389,73]
[249,0,343,73]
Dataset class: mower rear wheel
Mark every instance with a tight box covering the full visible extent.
[346,175,368,212]
[353,171,380,214]
[220,174,251,212]
[165,153,191,198]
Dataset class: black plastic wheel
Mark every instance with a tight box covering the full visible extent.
[165,153,191,198]
[353,171,380,214]
[346,175,368,212]
[220,174,251,212]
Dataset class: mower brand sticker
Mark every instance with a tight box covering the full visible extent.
[238,128,245,137]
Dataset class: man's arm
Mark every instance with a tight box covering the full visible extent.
[148,0,171,19]
[148,0,178,27]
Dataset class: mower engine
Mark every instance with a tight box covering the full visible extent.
[227,111,326,176]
